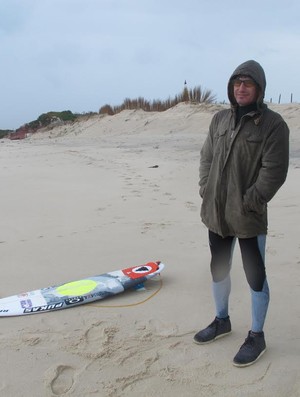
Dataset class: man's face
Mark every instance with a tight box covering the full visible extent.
[233,76,258,106]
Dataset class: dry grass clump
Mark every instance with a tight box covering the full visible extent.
[99,86,216,115]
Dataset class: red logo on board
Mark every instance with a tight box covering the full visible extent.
[122,262,159,279]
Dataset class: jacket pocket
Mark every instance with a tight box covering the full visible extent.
[214,129,227,154]
[243,196,266,215]
[216,129,227,139]
[245,131,263,144]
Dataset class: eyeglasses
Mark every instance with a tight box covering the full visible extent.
[233,78,256,88]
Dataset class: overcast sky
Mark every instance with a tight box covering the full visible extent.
[1,0,300,129]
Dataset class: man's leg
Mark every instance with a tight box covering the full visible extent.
[239,234,269,332]
[210,230,236,318]
[194,231,235,344]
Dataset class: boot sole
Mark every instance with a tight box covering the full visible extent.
[193,330,232,345]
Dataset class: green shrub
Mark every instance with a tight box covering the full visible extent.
[37,110,77,126]
[0,129,12,139]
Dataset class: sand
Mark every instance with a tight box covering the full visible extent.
[0,103,299,397]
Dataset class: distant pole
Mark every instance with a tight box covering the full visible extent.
[183,80,190,102]
[291,93,293,103]
[278,94,281,104]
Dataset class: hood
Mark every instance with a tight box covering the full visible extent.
[227,60,266,109]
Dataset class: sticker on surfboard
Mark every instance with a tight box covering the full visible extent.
[122,262,160,279]
[0,261,164,317]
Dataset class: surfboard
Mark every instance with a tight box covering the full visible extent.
[0,261,164,317]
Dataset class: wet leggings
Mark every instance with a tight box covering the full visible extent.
[209,230,270,332]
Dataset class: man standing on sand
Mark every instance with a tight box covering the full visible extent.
[194,60,289,367]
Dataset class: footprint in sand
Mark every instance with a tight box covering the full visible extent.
[46,365,75,396]
[69,321,119,359]
[84,322,118,348]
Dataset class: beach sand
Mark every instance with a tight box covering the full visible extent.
[0,103,299,396]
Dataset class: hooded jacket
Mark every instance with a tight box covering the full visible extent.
[199,60,289,238]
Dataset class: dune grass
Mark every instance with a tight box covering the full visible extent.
[99,86,216,115]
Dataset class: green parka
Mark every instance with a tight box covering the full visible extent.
[199,60,289,238]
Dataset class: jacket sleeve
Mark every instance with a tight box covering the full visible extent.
[243,118,289,211]
[199,117,215,198]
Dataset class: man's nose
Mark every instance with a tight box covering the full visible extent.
[237,82,247,90]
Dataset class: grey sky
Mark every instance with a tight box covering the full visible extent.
[1,0,300,129]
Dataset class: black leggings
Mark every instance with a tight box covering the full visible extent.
[209,230,266,292]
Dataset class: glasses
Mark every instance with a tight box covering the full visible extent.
[233,78,256,88]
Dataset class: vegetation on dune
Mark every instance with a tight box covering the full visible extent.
[0,129,13,139]
[37,110,77,126]
[2,84,216,137]
[21,110,77,131]
[1,110,81,139]
[99,85,216,115]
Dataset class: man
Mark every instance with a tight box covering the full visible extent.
[194,60,289,367]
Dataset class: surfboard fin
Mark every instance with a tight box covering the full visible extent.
[133,283,146,291]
